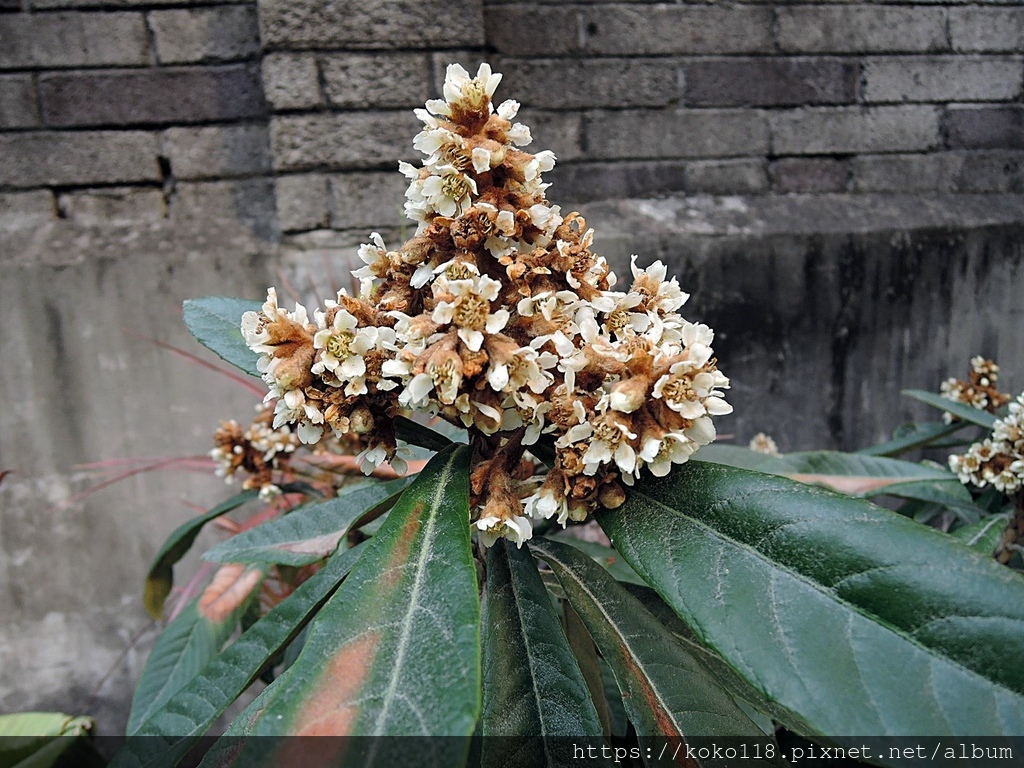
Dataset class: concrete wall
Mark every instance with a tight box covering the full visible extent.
[1,0,1023,740]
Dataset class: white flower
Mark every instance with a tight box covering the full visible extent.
[475,513,533,548]
[471,147,492,174]
[524,487,586,526]
[653,364,731,419]
[416,168,477,218]
[352,232,391,281]
[258,483,283,503]
[507,122,532,146]
[442,62,502,109]
[356,443,388,475]
[639,434,696,477]
[413,125,462,163]
[523,150,556,183]
[272,389,324,445]
[432,275,510,352]
[497,99,520,121]
[311,306,378,395]
[601,291,650,338]
[630,256,689,314]
[583,415,638,476]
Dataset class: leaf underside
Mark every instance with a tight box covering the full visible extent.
[182,297,262,377]
[203,477,412,566]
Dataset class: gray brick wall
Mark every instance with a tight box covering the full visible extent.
[0,0,267,226]
[2,0,1023,230]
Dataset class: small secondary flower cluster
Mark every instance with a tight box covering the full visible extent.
[940,356,1010,423]
[240,63,731,546]
[748,432,780,456]
[211,404,301,500]
[950,393,1024,494]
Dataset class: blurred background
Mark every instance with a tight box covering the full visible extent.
[1,0,1022,738]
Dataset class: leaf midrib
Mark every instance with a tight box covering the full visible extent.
[369,451,456,735]
[131,609,212,733]
[537,544,685,740]
[508,551,556,761]
[630,485,1024,703]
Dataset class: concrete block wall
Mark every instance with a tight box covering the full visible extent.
[483,2,1024,204]
[0,0,271,232]
[2,0,1022,233]
[258,0,485,236]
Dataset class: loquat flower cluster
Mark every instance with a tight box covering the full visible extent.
[239,63,732,546]
[940,356,1011,424]
[950,393,1024,495]
[210,404,301,501]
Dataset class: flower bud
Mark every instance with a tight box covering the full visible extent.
[609,377,647,414]
[350,405,375,435]
[598,482,627,509]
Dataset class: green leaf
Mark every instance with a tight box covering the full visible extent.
[622,583,810,736]
[182,297,262,377]
[394,415,456,452]
[903,389,998,429]
[692,443,776,470]
[857,420,965,457]
[481,540,609,768]
[543,533,645,586]
[234,444,479,767]
[0,713,100,768]
[196,667,299,768]
[531,539,777,766]
[755,451,981,521]
[203,478,411,566]
[128,567,263,736]
[144,490,258,619]
[951,514,1011,554]
[110,545,365,768]
[563,602,613,742]
[599,461,1024,738]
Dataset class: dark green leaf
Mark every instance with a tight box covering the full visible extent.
[757,450,953,484]
[203,478,411,566]
[531,539,777,766]
[182,297,262,377]
[563,602,613,742]
[692,443,776,470]
[196,667,299,768]
[951,514,1011,554]
[857,420,965,457]
[543,533,645,586]
[110,545,365,768]
[394,415,456,452]
[903,389,998,430]
[755,451,980,520]
[144,490,258,619]
[128,567,262,736]
[623,583,810,736]
[599,461,1024,738]
[599,657,628,740]
[481,540,609,768]
[234,445,479,767]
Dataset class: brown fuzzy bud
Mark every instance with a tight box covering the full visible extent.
[598,482,627,509]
